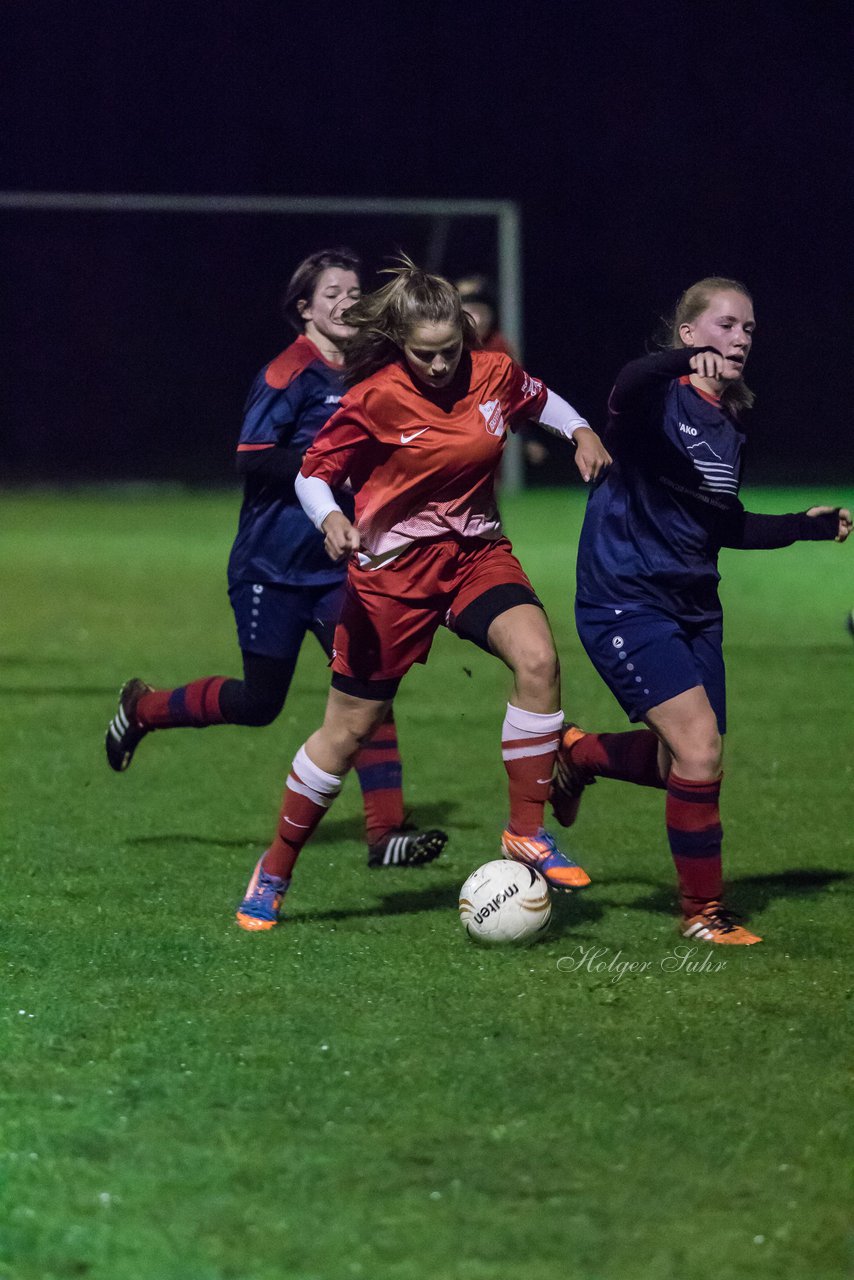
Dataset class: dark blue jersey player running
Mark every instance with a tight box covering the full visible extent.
[106,247,446,870]
[551,277,851,944]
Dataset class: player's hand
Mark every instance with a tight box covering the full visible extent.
[689,350,725,380]
[572,427,612,484]
[807,506,853,543]
[321,511,360,561]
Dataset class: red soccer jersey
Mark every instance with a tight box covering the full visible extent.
[300,350,548,564]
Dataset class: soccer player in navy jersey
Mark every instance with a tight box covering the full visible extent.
[105,248,446,869]
[551,277,852,944]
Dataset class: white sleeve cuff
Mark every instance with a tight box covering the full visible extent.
[294,471,343,531]
[537,388,590,440]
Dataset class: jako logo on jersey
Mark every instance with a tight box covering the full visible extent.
[679,422,698,436]
[521,373,543,398]
[324,394,341,405]
[479,400,505,436]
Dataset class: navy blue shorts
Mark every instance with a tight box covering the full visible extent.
[229,580,345,663]
[574,601,727,734]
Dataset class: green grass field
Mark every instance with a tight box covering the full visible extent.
[1,485,852,1280]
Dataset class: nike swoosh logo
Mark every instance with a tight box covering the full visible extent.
[400,428,429,444]
[536,777,553,786]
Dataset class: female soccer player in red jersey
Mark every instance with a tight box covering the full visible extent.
[105,248,446,869]
[235,259,612,930]
[552,277,852,944]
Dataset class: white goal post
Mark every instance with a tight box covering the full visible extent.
[0,190,526,491]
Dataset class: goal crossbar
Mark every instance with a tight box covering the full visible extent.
[1,190,525,490]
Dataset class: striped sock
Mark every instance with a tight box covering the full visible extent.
[665,771,723,914]
[136,677,230,728]
[354,712,405,846]
[572,729,664,788]
[502,704,563,836]
[262,745,343,880]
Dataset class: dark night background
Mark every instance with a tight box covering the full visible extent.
[3,1,852,485]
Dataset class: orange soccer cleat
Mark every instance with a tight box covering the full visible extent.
[680,901,762,945]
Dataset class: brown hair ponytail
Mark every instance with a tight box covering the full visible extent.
[342,255,478,387]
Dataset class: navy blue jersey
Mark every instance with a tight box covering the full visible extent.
[576,349,746,623]
[227,335,354,587]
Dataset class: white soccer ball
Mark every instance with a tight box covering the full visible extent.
[458,860,552,945]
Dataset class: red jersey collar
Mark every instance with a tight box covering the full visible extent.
[679,373,721,407]
[298,333,345,371]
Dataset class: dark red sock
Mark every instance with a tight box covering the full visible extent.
[572,729,664,788]
[354,712,405,846]
[262,746,343,880]
[136,677,229,729]
[263,791,327,881]
[502,706,563,836]
[665,771,723,914]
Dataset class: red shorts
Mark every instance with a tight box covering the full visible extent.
[331,536,538,683]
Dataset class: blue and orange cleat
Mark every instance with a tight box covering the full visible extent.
[235,858,290,932]
[501,828,591,893]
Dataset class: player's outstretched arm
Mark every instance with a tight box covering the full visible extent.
[717,502,852,550]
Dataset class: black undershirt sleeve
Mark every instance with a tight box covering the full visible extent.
[717,506,840,549]
[609,347,720,416]
[235,445,304,483]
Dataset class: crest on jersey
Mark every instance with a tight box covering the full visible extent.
[479,399,505,437]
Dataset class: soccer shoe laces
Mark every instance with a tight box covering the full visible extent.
[695,901,743,932]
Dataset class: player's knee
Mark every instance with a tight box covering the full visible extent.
[674,729,722,779]
[512,643,559,694]
[325,717,381,765]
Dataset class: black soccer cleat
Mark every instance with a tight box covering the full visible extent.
[105,678,153,772]
[367,825,448,868]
